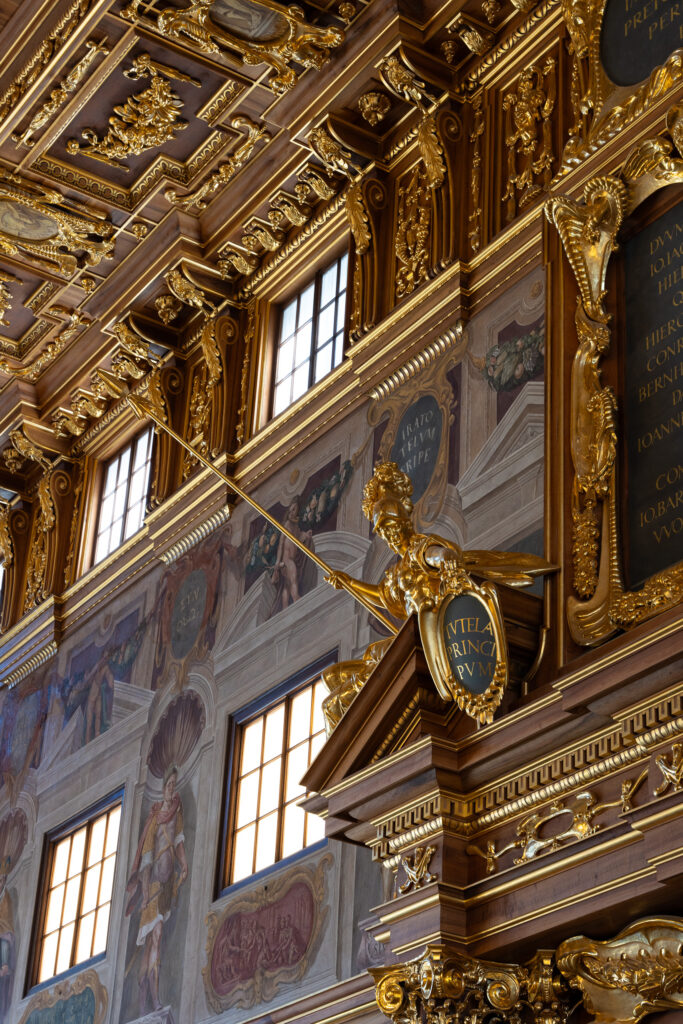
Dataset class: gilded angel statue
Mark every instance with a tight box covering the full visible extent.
[322,461,554,733]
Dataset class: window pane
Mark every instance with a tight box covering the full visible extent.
[255,812,278,871]
[45,884,65,935]
[236,770,259,827]
[232,823,256,882]
[273,381,289,417]
[281,803,305,859]
[52,839,70,887]
[82,865,100,915]
[63,876,81,924]
[259,758,282,815]
[276,337,294,380]
[291,364,309,402]
[289,688,312,745]
[76,911,95,963]
[240,718,263,774]
[285,743,308,801]
[56,922,75,975]
[93,902,110,956]
[299,284,314,323]
[317,303,335,346]
[100,854,116,904]
[69,828,87,877]
[39,932,59,983]
[295,323,312,366]
[320,262,338,305]
[264,704,285,756]
[281,299,297,340]
[105,806,121,857]
[314,343,333,383]
[88,816,106,867]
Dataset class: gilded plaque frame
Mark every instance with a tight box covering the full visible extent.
[561,0,683,170]
[419,571,508,724]
[546,104,683,646]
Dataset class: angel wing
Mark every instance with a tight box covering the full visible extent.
[463,547,557,588]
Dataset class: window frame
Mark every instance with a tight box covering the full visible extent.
[270,253,350,419]
[91,426,154,566]
[27,788,124,992]
[217,652,336,896]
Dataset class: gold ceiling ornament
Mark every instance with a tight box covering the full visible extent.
[380,55,446,190]
[66,54,200,170]
[546,116,683,645]
[502,57,556,221]
[166,115,269,211]
[358,91,391,126]
[242,217,284,253]
[654,743,683,795]
[121,0,344,94]
[0,172,114,277]
[561,0,683,171]
[481,0,501,22]
[155,293,182,324]
[270,189,311,227]
[0,269,21,328]
[235,297,256,445]
[298,165,336,201]
[0,309,90,382]
[370,945,573,1024]
[11,39,110,150]
[0,0,96,131]
[468,770,647,873]
[557,918,683,1023]
[323,461,554,729]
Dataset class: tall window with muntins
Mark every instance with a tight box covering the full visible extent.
[35,801,121,985]
[94,428,153,564]
[272,253,348,417]
[229,677,327,884]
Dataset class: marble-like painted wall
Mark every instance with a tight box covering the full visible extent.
[3,269,545,1024]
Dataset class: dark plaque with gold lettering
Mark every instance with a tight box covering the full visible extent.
[441,593,498,695]
[621,199,683,588]
[600,0,682,87]
[390,395,442,503]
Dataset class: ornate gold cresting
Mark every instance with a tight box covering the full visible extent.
[166,115,268,211]
[561,0,683,170]
[122,0,344,94]
[557,919,683,1023]
[66,54,200,170]
[0,171,114,277]
[11,39,110,149]
[371,945,573,1024]
[545,110,683,644]
[502,58,556,220]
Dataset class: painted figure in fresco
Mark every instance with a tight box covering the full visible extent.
[125,765,188,1014]
[271,497,315,611]
[0,864,14,1024]
[323,461,554,732]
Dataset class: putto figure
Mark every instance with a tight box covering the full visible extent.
[322,461,553,732]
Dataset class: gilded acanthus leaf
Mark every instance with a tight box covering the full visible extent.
[345,182,370,255]
[417,116,446,190]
